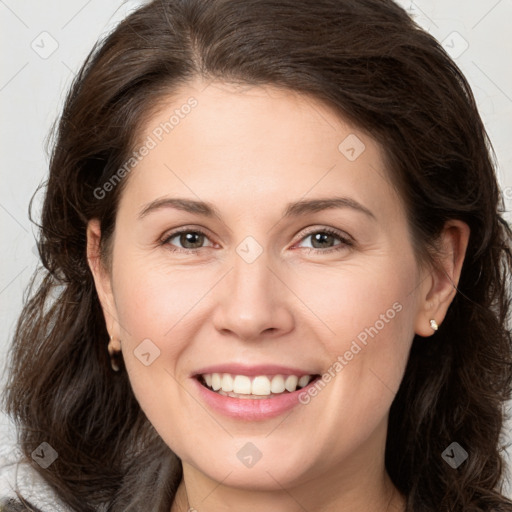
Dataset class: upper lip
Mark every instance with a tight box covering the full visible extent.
[192,363,320,378]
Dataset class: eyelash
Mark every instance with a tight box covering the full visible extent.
[160,226,353,255]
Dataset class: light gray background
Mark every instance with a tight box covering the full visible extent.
[1,0,511,497]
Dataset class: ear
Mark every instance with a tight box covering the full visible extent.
[86,219,120,339]
[414,219,470,337]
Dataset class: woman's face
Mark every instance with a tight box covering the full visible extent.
[90,80,433,496]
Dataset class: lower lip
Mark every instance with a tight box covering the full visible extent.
[192,376,320,421]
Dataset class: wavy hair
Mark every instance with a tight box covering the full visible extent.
[3,0,512,510]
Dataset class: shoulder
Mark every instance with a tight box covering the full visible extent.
[0,443,67,512]
[0,497,43,511]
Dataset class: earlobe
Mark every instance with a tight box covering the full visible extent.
[415,220,470,337]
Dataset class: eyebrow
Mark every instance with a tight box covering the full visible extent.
[138,196,376,221]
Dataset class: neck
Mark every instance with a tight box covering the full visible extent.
[170,452,406,512]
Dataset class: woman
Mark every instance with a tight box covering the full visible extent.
[2,0,512,510]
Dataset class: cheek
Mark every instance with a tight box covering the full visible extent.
[294,254,416,351]
[296,254,417,416]
[112,253,210,342]
[108,256,197,393]
[110,263,202,446]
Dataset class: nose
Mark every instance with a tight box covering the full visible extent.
[211,249,294,342]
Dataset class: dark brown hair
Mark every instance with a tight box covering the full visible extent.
[3,0,512,510]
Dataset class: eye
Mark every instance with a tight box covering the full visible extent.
[160,226,353,255]
[294,227,353,254]
[161,228,214,254]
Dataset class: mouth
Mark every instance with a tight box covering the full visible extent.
[195,372,322,399]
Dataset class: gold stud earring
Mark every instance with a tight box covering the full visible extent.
[429,319,439,331]
[107,335,122,371]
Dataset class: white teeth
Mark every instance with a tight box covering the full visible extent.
[233,375,252,394]
[270,375,285,393]
[221,373,234,392]
[251,376,271,395]
[211,373,222,391]
[200,373,315,397]
[298,375,310,388]
[284,375,298,392]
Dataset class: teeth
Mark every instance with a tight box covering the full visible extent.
[221,373,234,392]
[298,375,311,388]
[233,375,252,394]
[211,373,222,391]
[284,375,298,392]
[249,376,269,395]
[270,375,285,393]
[200,373,315,397]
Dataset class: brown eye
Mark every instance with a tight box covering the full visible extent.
[161,229,213,253]
[296,228,353,254]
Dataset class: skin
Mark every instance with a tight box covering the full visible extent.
[87,79,470,512]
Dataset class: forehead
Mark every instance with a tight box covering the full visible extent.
[120,79,402,223]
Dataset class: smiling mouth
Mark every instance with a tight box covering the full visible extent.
[196,372,321,399]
